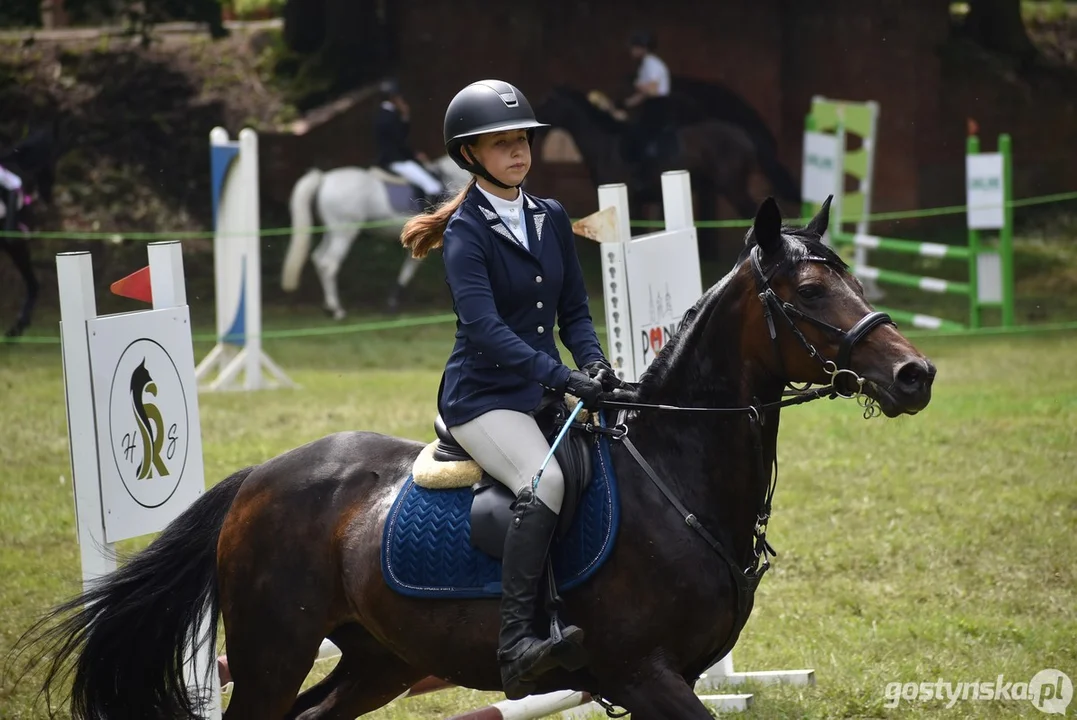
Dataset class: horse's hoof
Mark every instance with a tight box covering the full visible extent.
[4,320,29,338]
[322,306,346,321]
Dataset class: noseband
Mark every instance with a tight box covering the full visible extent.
[749,244,893,400]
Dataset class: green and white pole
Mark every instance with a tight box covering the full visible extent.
[966,132,1016,329]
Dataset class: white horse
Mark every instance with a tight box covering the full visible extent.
[280,154,471,318]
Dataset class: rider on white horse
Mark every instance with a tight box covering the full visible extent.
[376,79,446,206]
[0,163,23,234]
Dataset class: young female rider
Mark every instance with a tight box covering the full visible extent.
[400,79,620,699]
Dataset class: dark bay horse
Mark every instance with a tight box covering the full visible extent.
[16,196,934,719]
[535,87,767,220]
[0,120,61,338]
[658,75,801,204]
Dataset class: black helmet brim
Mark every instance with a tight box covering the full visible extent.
[448,118,551,143]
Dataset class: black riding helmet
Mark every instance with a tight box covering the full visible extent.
[630,31,656,51]
[443,79,549,190]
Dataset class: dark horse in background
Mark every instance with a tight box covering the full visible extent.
[0,120,61,338]
[14,196,935,719]
[535,86,767,222]
[664,75,801,205]
[607,73,802,206]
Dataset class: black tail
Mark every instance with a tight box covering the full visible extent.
[8,467,254,720]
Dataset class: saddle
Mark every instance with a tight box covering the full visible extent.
[420,394,595,560]
[369,167,431,214]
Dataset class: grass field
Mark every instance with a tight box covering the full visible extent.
[1,210,1076,718]
[1,306,1075,718]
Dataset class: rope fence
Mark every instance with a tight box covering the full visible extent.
[3,188,1077,346]
[2,190,1077,241]
[6,313,1077,347]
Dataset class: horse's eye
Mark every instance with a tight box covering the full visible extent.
[797,284,824,300]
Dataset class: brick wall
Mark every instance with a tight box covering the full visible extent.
[255,1,1077,236]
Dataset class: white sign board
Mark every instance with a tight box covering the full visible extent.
[966,152,1005,230]
[801,131,841,204]
[624,228,702,374]
[976,251,1003,303]
[88,306,205,543]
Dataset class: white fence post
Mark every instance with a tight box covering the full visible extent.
[57,242,221,719]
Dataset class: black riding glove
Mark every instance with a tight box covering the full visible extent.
[582,360,626,393]
[563,369,604,408]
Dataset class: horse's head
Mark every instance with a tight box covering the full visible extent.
[738,196,935,417]
[534,87,625,136]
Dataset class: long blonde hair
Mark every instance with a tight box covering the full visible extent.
[400,177,476,259]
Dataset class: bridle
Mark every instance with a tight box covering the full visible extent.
[749,243,894,406]
[570,243,897,716]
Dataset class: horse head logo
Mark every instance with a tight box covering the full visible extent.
[129,358,168,480]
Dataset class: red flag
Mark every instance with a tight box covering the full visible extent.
[110,265,153,304]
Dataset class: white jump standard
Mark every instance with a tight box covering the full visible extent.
[196,127,293,391]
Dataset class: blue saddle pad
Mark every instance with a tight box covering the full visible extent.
[385,182,423,214]
[381,433,620,599]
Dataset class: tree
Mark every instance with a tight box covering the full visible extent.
[280,0,397,108]
[964,0,1038,62]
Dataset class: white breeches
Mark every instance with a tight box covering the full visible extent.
[388,160,444,196]
[449,409,565,513]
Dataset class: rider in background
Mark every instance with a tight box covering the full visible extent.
[0,163,23,235]
[374,78,446,207]
[399,79,621,700]
[622,31,674,169]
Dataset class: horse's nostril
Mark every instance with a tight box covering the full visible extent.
[897,359,933,390]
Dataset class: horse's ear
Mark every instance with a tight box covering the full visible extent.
[803,195,832,238]
[750,196,783,257]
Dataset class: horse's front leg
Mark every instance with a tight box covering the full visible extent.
[604,663,716,720]
[2,236,38,338]
[386,255,421,313]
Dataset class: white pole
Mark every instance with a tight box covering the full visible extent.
[148,241,187,309]
[238,129,262,390]
[596,183,633,382]
[57,251,116,589]
[660,170,694,231]
[148,241,222,719]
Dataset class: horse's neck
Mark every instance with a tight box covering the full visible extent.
[627,280,783,562]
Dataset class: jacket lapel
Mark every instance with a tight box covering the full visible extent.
[468,185,540,262]
[524,193,547,253]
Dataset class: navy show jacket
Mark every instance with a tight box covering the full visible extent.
[374,104,415,168]
[437,184,606,427]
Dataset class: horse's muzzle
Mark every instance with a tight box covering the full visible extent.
[878,356,936,416]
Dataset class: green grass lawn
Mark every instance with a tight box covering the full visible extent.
[1,311,1075,718]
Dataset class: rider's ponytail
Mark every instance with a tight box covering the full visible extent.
[401,177,476,259]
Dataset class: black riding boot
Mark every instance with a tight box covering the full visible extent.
[498,489,585,699]
[2,189,17,234]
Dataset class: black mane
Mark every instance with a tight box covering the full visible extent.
[635,224,849,400]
